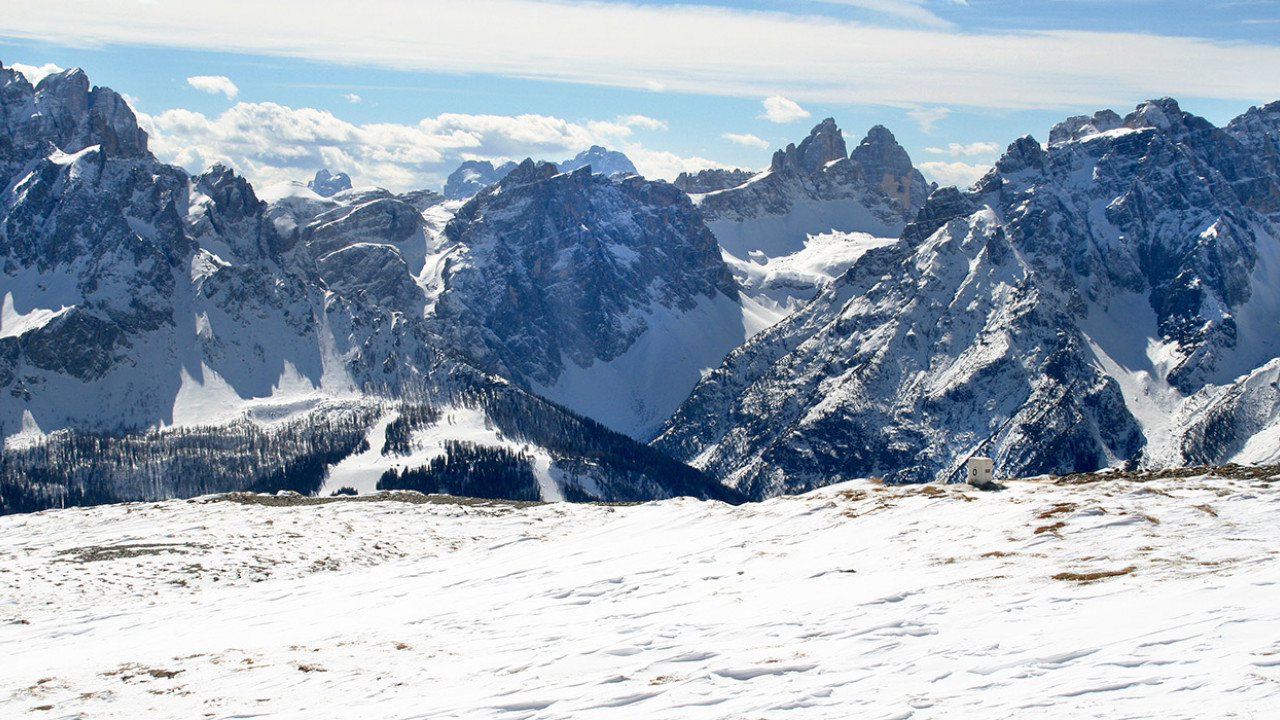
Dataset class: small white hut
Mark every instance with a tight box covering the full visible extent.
[966,456,994,486]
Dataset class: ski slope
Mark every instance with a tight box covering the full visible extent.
[3,471,1279,718]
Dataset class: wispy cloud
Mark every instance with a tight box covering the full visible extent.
[7,0,1280,110]
[342,93,362,104]
[723,132,772,149]
[187,75,239,99]
[806,0,956,28]
[908,106,950,132]
[761,96,811,124]
[925,141,1000,156]
[617,114,668,132]
[624,147,745,181]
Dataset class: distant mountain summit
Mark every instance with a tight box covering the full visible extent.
[307,169,352,197]
[673,168,754,194]
[690,118,933,312]
[443,147,637,200]
[442,159,519,200]
[559,145,638,177]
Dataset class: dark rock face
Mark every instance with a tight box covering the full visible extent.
[656,97,1280,497]
[442,159,519,199]
[434,160,738,386]
[308,169,353,197]
[559,146,638,177]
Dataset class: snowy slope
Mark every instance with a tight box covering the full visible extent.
[3,469,1279,718]
[532,291,780,440]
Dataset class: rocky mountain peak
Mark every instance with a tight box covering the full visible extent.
[1048,109,1123,145]
[990,135,1047,177]
[560,145,638,177]
[1122,97,1219,144]
[1124,97,1184,132]
[25,67,149,158]
[493,158,561,190]
[770,117,847,174]
[190,163,279,260]
[672,168,754,194]
[852,124,908,166]
[1227,101,1280,184]
[197,163,265,213]
[308,169,352,197]
[850,124,925,210]
[443,159,519,200]
[901,185,976,245]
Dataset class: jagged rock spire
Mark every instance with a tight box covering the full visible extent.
[770,117,847,174]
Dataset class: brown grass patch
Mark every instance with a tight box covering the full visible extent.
[1036,503,1076,519]
[1052,566,1136,583]
[1033,521,1066,535]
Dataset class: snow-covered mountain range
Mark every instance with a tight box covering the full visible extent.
[0,62,739,510]
[5,59,1280,511]
[655,98,1280,499]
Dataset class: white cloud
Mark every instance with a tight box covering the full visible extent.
[908,106,950,133]
[622,146,746,182]
[6,1,1280,111]
[187,75,239,99]
[761,96,811,124]
[137,101,687,191]
[9,62,64,85]
[806,0,954,28]
[722,132,771,149]
[925,141,1000,157]
[917,160,991,190]
[342,93,362,104]
[617,114,668,132]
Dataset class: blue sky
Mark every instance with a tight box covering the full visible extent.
[3,0,1279,192]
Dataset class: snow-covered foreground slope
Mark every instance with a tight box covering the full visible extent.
[4,471,1279,718]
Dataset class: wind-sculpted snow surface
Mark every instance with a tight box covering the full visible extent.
[3,471,1279,718]
[658,98,1280,495]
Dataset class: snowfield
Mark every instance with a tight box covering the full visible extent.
[3,472,1279,719]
